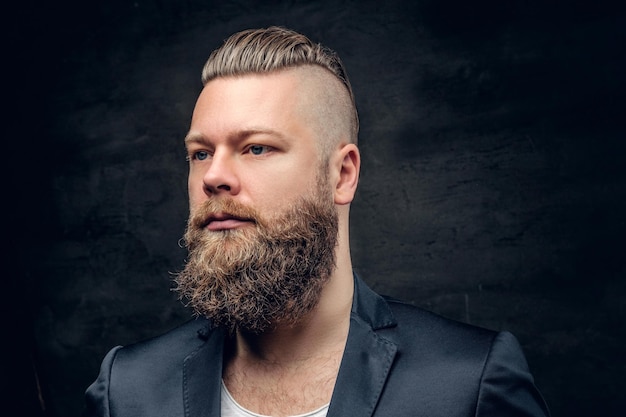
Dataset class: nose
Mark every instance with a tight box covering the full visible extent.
[202,150,240,196]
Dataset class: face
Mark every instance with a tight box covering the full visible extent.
[174,70,340,333]
[184,70,323,224]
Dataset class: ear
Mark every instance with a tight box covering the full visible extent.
[333,143,360,205]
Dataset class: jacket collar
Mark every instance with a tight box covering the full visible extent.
[183,325,225,417]
[326,274,398,417]
[183,274,398,417]
[351,272,397,330]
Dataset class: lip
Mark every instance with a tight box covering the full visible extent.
[205,213,254,231]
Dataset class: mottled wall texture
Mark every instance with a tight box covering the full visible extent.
[5,1,625,416]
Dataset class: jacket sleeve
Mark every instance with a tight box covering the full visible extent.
[83,346,123,417]
[475,331,550,417]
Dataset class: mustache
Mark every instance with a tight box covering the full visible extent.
[189,198,265,229]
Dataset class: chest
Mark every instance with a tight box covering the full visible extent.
[222,354,341,417]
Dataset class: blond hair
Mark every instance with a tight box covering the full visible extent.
[201,26,359,145]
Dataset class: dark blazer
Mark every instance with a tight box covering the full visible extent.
[84,275,550,416]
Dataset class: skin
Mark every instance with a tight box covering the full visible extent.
[184,66,361,416]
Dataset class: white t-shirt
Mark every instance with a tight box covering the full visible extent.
[220,380,329,417]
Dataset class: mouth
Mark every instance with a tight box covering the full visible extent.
[204,212,255,231]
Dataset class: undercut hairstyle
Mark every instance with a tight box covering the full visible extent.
[201,26,359,146]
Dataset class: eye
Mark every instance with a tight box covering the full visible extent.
[192,150,210,161]
[248,145,270,155]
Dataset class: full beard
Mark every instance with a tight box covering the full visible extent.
[173,177,338,334]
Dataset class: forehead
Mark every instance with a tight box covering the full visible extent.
[197,70,306,116]
[188,69,324,146]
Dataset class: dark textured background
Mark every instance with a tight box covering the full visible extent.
[5,1,625,416]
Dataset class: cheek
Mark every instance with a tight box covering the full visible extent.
[259,174,318,211]
[187,174,204,207]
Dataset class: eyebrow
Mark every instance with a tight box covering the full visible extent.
[184,132,207,146]
[184,128,289,146]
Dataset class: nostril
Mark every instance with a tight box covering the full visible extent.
[203,183,231,195]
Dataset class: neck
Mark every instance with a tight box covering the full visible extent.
[227,267,353,366]
[221,226,355,416]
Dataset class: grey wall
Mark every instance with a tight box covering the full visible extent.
[6,1,625,416]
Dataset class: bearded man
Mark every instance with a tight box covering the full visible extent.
[84,27,550,417]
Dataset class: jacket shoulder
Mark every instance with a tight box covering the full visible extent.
[371,297,549,416]
[84,318,215,417]
[114,317,211,364]
[382,296,497,344]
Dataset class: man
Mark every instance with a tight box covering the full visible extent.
[84,26,550,417]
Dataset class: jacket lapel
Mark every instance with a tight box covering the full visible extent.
[327,275,398,417]
[183,325,225,417]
